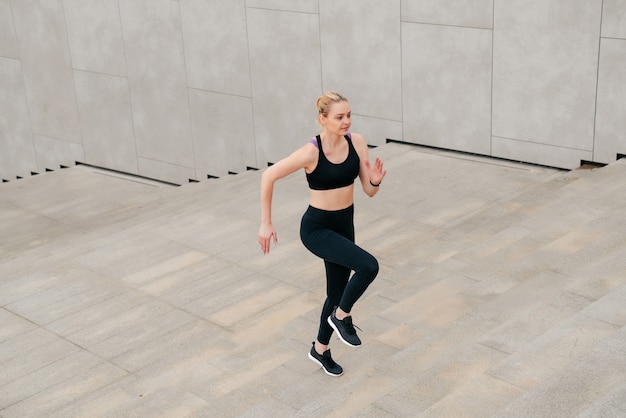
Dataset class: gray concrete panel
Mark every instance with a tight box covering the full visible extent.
[492,135,592,169]
[189,89,256,177]
[320,0,402,121]
[33,134,84,171]
[11,0,81,143]
[492,0,602,151]
[63,0,127,76]
[402,23,492,155]
[593,38,626,163]
[402,0,494,29]
[351,114,403,146]
[602,0,626,39]
[137,157,196,185]
[119,0,194,175]
[0,0,18,59]
[74,70,138,174]
[0,58,36,180]
[247,8,322,165]
[181,0,251,96]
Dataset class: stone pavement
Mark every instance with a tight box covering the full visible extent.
[1,142,625,417]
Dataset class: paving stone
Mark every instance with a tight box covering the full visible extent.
[493,327,626,417]
[45,291,157,337]
[24,277,128,326]
[0,264,81,306]
[1,143,625,416]
[47,383,140,418]
[0,309,38,343]
[87,308,197,359]
[577,382,626,418]
[202,366,306,416]
[235,397,297,417]
[0,328,59,364]
[181,272,278,321]
[65,298,174,348]
[228,294,319,348]
[208,283,302,328]
[110,319,227,372]
[380,275,480,327]
[138,256,232,298]
[5,269,111,323]
[0,361,127,418]
[486,317,619,390]
[478,292,592,354]
[0,351,102,409]
[0,336,83,386]
[581,283,626,326]
[418,373,524,418]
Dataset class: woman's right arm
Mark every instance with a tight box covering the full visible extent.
[258,144,316,254]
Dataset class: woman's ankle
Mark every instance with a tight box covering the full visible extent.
[315,340,328,354]
[335,307,350,320]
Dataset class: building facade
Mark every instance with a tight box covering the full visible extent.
[1,0,625,184]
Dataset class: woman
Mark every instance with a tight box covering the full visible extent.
[258,91,386,376]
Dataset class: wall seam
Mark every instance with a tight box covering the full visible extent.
[246,7,317,15]
[493,135,595,153]
[400,20,492,31]
[9,0,38,178]
[317,0,325,94]
[399,0,404,142]
[244,2,260,169]
[116,0,140,177]
[591,0,605,162]
[490,0,495,156]
[176,0,198,182]
[600,35,626,41]
[61,0,87,168]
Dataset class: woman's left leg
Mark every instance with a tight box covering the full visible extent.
[312,230,379,343]
[300,205,379,345]
[317,260,350,345]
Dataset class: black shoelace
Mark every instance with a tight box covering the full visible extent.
[343,318,362,335]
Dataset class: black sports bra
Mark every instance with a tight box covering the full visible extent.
[306,134,360,190]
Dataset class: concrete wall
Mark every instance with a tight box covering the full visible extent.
[1,0,625,184]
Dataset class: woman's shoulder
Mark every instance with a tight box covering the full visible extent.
[268,140,318,176]
[347,132,367,148]
[292,138,319,162]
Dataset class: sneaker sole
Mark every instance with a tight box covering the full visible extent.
[327,316,361,347]
[308,352,343,377]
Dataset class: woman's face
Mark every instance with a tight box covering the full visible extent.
[321,100,351,136]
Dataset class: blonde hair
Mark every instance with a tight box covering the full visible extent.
[316,91,348,127]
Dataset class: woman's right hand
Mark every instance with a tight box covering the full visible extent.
[258,224,277,254]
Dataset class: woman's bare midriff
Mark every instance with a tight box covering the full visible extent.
[309,184,355,211]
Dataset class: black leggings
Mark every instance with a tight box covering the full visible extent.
[300,204,379,345]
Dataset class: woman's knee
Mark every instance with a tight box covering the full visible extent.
[361,255,379,281]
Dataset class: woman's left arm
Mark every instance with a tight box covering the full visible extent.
[352,133,387,197]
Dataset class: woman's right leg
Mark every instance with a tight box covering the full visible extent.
[317,260,350,344]
[301,205,378,344]
[301,206,351,345]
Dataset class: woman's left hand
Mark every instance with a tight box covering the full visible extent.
[365,157,386,186]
